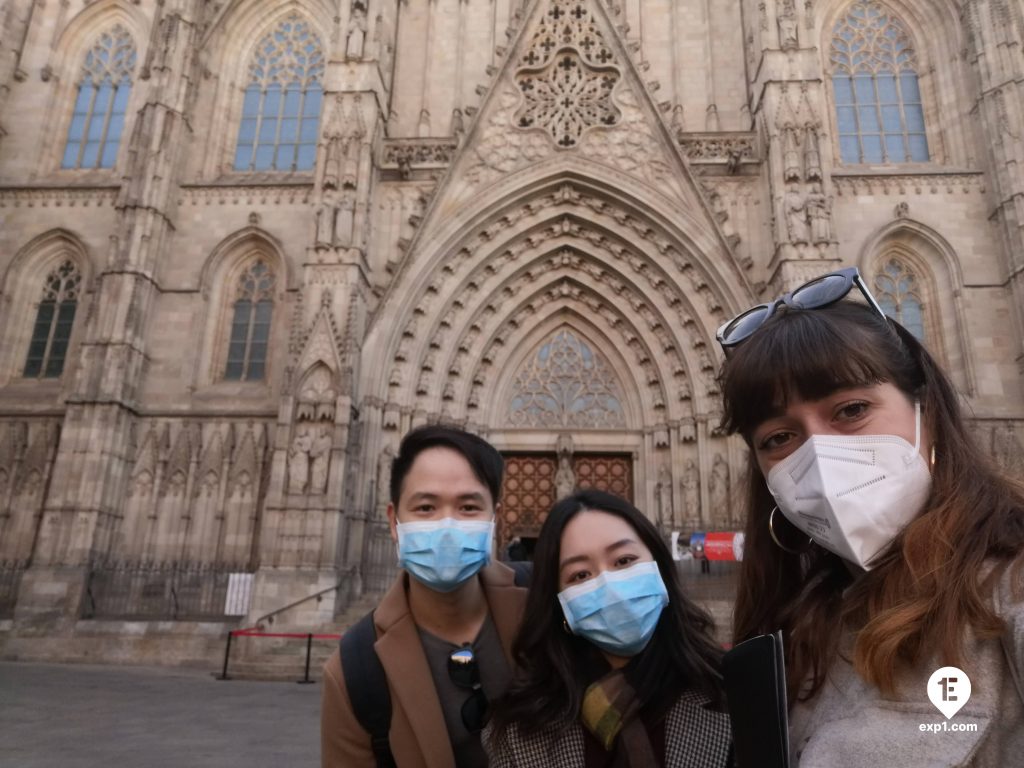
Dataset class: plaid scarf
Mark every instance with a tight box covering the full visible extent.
[580,669,659,767]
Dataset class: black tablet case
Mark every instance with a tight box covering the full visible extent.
[722,631,791,768]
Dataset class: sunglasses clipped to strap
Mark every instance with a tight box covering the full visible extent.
[715,267,889,351]
[449,645,488,732]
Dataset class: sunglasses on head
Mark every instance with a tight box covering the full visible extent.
[449,645,488,732]
[715,267,889,351]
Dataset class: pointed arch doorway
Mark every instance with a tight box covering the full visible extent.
[492,326,637,559]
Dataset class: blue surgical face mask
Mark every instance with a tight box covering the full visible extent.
[396,517,494,593]
[557,560,669,657]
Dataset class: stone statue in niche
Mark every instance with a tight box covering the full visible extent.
[377,445,394,513]
[778,0,798,51]
[682,460,700,525]
[342,134,361,191]
[287,426,314,495]
[710,454,730,524]
[321,96,346,191]
[555,453,575,499]
[657,462,673,528]
[346,2,367,60]
[803,126,822,182]
[805,184,833,244]
[782,124,802,182]
[314,190,355,249]
[308,426,333,495]
[554,434,575,499]
[451,108,465,137]
[784,185,810,244]
[335,193,355,247]
[670,104,685,135]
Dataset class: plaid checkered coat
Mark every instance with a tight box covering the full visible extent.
[484,690,733,768]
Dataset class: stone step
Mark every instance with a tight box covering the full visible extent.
[223,592,384,681]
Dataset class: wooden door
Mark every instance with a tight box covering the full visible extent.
[498,452,633,554]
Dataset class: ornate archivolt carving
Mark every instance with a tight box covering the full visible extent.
[456,277,689,427]
[389,183,728,338]
[396,229,710,379]
[384,238,727,420]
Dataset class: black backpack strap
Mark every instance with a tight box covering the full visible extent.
[340,611,396,768]
[509,560,532,587]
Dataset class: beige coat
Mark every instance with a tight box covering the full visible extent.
[790,567,1024,767]
[321,562,528,768]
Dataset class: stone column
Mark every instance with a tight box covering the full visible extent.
[963,1,1024,369]
[15,0,204,633]
[744,0,839,294]
[247,11,391,622]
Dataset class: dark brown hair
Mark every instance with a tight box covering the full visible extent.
[488,490,724,743]
[720,301,1024,701]
[389,425,504,507]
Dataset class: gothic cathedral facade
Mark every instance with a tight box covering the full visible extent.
[1,0,1022,660]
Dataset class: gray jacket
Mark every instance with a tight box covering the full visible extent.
[790,566,1024,767]
[484,690,733,768]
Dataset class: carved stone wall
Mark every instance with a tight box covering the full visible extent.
[0,0,1021,659]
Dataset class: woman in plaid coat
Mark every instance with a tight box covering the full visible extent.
[485,490,733,768]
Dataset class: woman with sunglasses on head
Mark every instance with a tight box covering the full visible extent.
[485,489,733,768]
[717,267,1024,766]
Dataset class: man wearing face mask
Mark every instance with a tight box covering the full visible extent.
[322,426,528,768]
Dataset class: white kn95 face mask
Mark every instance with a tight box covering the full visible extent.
[765,401,932,570]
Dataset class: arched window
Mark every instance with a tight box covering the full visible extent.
[24,260,82,378]
[830,2,928,164]
[874,258,925,340]
[234,15,324,172]
[225,260,275,381]
[61,26,136,169]
[507,329,625,428]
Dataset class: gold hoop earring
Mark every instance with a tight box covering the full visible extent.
[930,444,937,471]
[562,619,572,635]
[768,506,813,555]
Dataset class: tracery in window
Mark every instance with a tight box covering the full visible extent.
[874,258,925,340]
[24,260,81,378]
[234,14,324,172]
[225,260,275,381]
[61,26,136,169]
[830,2,929,164]
[507,329,625,428]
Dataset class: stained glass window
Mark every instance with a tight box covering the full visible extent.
[507,329,625,428]
[830,2,929,164]
[225,260,275,380]
[61,26,136,169]
[874,258,925,340]
[234,15,324,172]
[24,260,81,378]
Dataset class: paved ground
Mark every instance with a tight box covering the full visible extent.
[0,661,322,768]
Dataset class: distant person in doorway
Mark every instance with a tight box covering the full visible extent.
[505,536,527,562]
